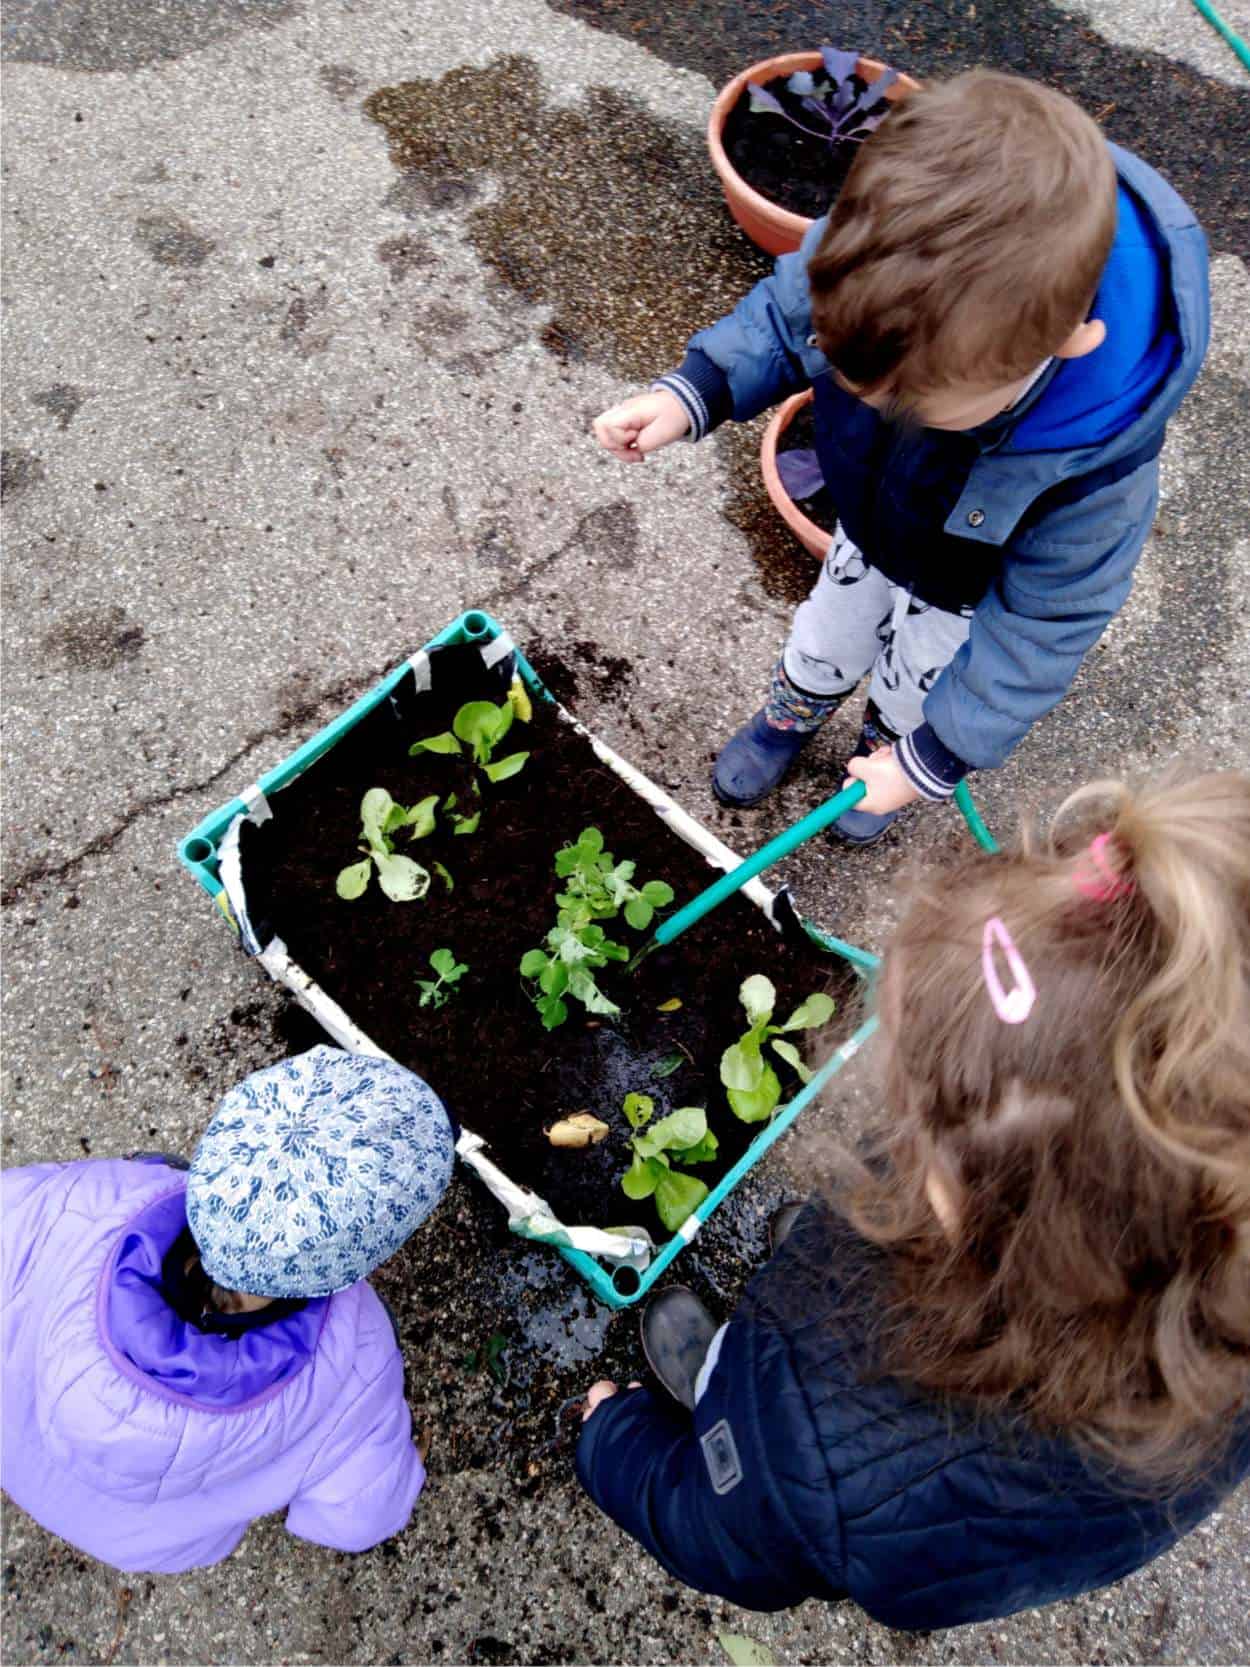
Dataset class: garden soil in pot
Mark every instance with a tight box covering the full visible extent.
[722,69,886,219]
[241,654,860,1230]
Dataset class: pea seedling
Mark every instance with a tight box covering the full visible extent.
[417,947,469,1008]
[336,787,438,903]
[520,828,673,1028]
[720,974,835,1122]
[619,1093,719,1231]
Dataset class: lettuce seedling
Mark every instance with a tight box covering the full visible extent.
[409,693,530,784]
[720,974,835,1123]
[619,1096,718,1231]
[417,946,468,1008]
[336,787,437,902]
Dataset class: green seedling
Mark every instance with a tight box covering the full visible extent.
[520,924,629,1029]
[336,787,438,902]
[555,827,674,929]
[409,690,530,784]
[417,946,468,1008]
[521,829,673,1029]
[619,1094,718,1231]
[720,975,835,1123]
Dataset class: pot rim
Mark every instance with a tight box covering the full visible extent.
[760,388,830,559]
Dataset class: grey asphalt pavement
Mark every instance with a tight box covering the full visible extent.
[2,0,1248,1662]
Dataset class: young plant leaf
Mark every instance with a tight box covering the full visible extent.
[336,858,372,900]
[770,1038,814,1083]
[747,80,788,117]
[637,1106,707,1156]
[657,998,682,1013]
[452,811,481,836]
[778,992,836,1032]
[360,787,397,852]
[454,699,512,764]
[727,1065,782,1124]
[410,731,461,757]
[721,1037,766,1093]
[623,896,654,930]
[482,750,529,784]
[740,974,777,1028]
[680,1129,720,1165]
[621,1153,664,1200]
[654,1169,708,1232]
[651,1051,684,1079]
[374,851,431,903]
[429,947,464,979]
[539,961,569,998]
[431,861,454,892]
[520,948,549,978]
[567,967,621,1017]
[404,794,439,839]
[538,994,569,1030]
[641,880,675,907]
[622,1092,655,1130]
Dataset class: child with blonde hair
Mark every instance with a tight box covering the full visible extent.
[578,770,1250,1627]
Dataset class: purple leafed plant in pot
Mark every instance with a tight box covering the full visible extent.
[721,47,903,221]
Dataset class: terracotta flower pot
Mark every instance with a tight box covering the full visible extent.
[761,388,830,560]
[707,51,918,257]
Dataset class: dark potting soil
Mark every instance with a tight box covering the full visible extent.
[779,402,838,533]
[242,652,860,1233]
[722,72,890,220]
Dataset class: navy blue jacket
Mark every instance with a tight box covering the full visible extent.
[657,146,1209,796]
[577,1203,1250,1628]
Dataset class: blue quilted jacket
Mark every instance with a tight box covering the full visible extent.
[577,1202,1250,1627]
[657,145,1209,796]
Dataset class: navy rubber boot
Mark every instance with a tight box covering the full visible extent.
[712,709,812,808]
[831,713,904,846]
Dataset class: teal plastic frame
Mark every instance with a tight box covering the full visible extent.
[179,609,879,1308]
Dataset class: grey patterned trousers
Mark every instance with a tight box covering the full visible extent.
[781,526,973,738]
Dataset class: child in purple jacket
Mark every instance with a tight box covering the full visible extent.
[1,1045,454,1574]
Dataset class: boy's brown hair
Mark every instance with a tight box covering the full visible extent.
[839,770,1250,1488]
[807,70,1118,406]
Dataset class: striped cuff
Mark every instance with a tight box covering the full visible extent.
[652,349,733,441]
[895,723,969,801]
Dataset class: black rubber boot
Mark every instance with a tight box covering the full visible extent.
[768,1200,805,1255]
[712,709,814,808]
[640,1285,719,1410]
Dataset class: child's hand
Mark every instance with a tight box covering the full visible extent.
[593,391,690,462]
[581,1378,642,1419]
[844,746,922,815]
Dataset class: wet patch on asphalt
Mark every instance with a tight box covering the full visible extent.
[363,57,817,601]
[30,385,87,431]
[134,211,215,269]
[1,0,295,72]
[41,605,147,672]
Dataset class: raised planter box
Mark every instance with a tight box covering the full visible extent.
[179,611,879,1308]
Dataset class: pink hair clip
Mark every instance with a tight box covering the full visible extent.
[981,916,1037,1025]
[1073,831,1134,903]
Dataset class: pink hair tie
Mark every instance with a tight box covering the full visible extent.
[1073,831,1134,902]
[981,917,1036,1025]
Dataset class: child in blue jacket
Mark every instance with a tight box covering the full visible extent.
[577,769,1250,1626]
[594,71,1208,842]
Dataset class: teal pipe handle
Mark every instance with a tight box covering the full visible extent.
[654,780,867,948]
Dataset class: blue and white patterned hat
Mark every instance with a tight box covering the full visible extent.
[187,1046,455,1298]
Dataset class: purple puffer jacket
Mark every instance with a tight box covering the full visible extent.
[1,1159,423,1573]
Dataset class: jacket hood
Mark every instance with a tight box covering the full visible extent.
[1005,145,1209,458]
[103,1189,326,1411]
